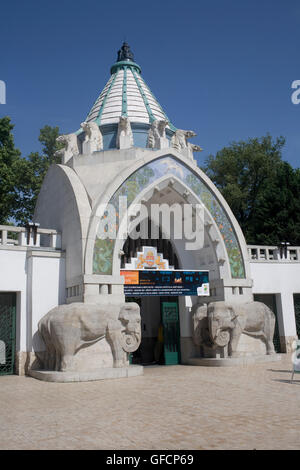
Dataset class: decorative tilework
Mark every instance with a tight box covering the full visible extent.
[93,157,245,279]
[85,66,174,128]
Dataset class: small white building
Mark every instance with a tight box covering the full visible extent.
[0,43,299,375]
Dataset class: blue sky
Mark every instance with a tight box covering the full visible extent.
[1,0,299,167]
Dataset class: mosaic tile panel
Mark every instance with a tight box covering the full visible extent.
[93,157,245,278]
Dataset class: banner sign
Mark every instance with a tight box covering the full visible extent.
[120,270,209,297]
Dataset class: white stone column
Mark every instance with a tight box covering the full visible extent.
[276,292,298,352]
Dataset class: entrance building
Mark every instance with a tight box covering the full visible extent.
[0,42,299,374]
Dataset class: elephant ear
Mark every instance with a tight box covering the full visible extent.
[192,304,208,321]
[229,306,238,322]
[192,304,208,347]
[118,303,141,353]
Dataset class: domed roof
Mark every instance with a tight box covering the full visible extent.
[84,43,176,131]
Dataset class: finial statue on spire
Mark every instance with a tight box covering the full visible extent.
[117,42,134,62]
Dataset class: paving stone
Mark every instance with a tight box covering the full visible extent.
[0,354,299,449]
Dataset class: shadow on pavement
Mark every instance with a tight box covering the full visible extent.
[273,379,300,385]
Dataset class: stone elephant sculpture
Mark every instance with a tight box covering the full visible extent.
[193,301,276,357]
[192,304,213,349]
[38,302,141,372]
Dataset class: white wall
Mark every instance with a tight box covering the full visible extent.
[1,247,299,355]
[0,248,65,353]
[250,261,300,338]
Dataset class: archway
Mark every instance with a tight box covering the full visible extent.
[84,152,253,361]
[115,178,227,365]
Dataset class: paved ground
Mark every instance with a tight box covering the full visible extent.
[0,354,299,450]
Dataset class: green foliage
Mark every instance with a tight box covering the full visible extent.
[203,135,300,245]
[250,162,300,245]
[0,117,63,225]
[0,117,26,224]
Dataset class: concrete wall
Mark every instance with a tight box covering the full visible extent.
[250,261,300,351]
[1,243,299,373]
[0,248,65,373]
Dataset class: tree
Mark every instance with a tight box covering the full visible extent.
[203,135,300,245]
[250,161,300,245]
[0,117,27,224]
[0,117,63,225]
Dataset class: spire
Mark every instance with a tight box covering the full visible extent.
[117,42,134,62]
[110,42,141,75]
[83,42,176,131]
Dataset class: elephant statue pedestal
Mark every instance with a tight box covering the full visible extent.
[29,364,143,383]
[28,302,144,382]
[189,300,281,367]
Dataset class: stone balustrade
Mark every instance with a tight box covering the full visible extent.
[247,245,300,262]
[0,224,61,250]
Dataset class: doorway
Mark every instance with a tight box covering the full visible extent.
[126,295,181,366]
[0,292,16,375]
[293,294,300,339]
[161,299,180,365]
[253,294,281,353]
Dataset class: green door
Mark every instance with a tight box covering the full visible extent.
[0,293,16,375]
[162,301,180,365]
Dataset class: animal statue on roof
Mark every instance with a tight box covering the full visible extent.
[147,119,169,149]
[81,121,103,152]
[116,116,134,149]
[55,133,79,164]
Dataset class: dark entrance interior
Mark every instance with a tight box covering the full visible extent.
[126,295,180,366]
[122,224,181,366]
[293,294,300,339]
[120,219,180,270]
[253,293,281,353]
[0,292,16,375]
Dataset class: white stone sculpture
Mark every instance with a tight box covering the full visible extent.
[147,119,169,149]
[188,143,203,154]
[55,133,79,164]
[192,301,276,357]
[116,116,134,149]
[80,121,103,153]
[37,302,141,372]
[171,129,195,150]
[171,129,202,159]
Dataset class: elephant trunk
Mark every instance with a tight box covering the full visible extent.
[209,319,231,348]
[120,330,141,353]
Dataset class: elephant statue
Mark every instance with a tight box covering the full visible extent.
[193,301,276,357]
[37,302,141,372]
[192,304,213,349]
